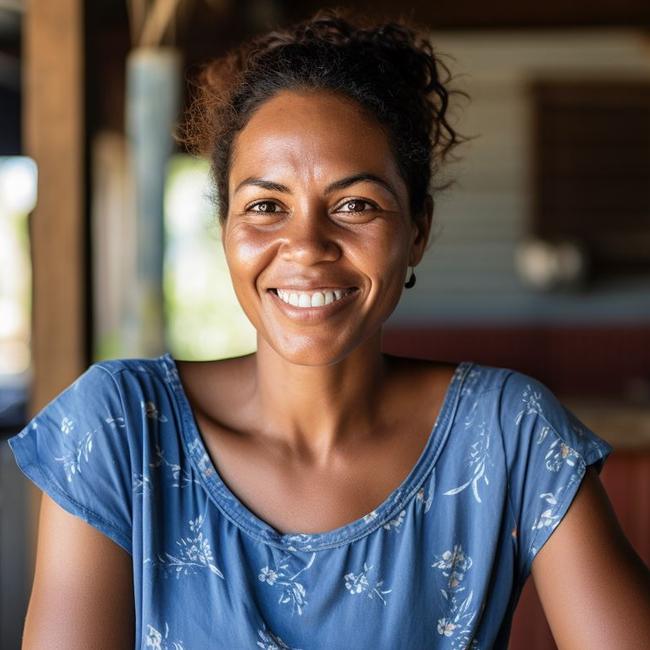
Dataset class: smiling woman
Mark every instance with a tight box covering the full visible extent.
[7,8,650,650]
[221,89,422,366]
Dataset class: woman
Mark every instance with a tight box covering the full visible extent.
[8,10,650,649]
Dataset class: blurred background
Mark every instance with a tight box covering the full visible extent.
[1,1,649,648]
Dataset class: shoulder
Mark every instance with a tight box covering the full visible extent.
[448,360,562,409]
[8,353,177,480]
[452,362,596,437]
[41,354,171,404]
[3,356,171,556]
[92,353,175,388]
[442,362,612,488]
[486,366,613,470]
[79,353,183,418]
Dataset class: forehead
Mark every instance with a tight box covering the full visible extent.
[229,90,403,188]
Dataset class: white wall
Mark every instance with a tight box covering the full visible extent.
[390,29,650,325]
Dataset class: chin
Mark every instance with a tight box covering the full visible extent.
[258,333,358,366]
[272,339,354,367]
[260,325,381,367]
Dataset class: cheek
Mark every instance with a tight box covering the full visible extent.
[223,226,276,286]
[348,225,410,286]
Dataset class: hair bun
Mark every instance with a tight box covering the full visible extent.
[176,8,467,223]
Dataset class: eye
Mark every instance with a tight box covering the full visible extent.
[246,200,283,213]
[334,199,378,213]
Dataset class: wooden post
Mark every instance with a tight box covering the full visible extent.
[24,0,86,410]
[22,0,85,570]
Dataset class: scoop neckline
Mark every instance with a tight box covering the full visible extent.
[161,351,473,552]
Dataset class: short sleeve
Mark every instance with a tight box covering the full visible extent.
[6,363,133,554]
[498,370,613,582]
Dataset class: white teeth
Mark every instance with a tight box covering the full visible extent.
[275,288,353,308]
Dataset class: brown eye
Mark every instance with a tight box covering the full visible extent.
[336,199,376,213]
[249,201,280,213]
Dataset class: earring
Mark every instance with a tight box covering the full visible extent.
[404,266,416,288]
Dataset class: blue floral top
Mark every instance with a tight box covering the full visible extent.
[7,353,612,649]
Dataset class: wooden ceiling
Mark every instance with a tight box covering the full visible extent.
[283,0,650,29]
[88,0,650,36]
[88,1,650,67]
[82,0,650,147]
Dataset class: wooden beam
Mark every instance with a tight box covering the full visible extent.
[24,0,86,413]
[284,0,650,29]
[23,0,86,572]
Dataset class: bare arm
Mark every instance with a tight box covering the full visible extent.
[532,465,650,649]
[22,492,135,650]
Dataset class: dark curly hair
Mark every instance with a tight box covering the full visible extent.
[177,9,467,224]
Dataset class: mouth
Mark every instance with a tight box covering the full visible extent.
[266,286,360,322]
[268,287,358,309]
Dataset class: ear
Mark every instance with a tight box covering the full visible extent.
[409,194,433,266]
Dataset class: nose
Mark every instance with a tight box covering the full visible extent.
[278,210,342,265]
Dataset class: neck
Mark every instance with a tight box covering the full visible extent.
[251,332,390,465]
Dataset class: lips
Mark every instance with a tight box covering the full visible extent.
[267,286,360,319]
[267,285,357,292]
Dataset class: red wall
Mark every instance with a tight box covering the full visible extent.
[382,324,650,398]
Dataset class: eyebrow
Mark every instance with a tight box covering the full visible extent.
[233,172,401,202]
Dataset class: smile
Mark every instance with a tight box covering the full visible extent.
[271,287,356,308]
[267,286,360,320]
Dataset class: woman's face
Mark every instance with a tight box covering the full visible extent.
[223,89,431,366]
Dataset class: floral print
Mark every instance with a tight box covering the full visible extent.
[256,624,303,649]
[515,380,597,560]
[543,438,581,472]
[53,411,125,483]
[53,431,94,482]
[382,508,406,531]
[132,470,152,495]
[258,552,316,616]
[149,443,199,488]
[531,467,581,533]
[343,561,392,605]
[7,355,613,649]
[443,420,491,504]
[514,384,544,425]
[132,396,201,496]
[432,544,478,648]
[144,503,224,579]
[416,483,434,512]
[145,621,185,650]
